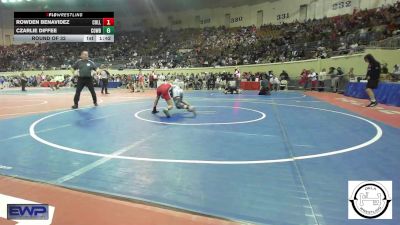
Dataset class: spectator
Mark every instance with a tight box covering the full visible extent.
[347,67,355,80]
[381,63,390,81]
[336,67,345,92]
[318,68,327,92]
[2,1,399,72]
[391,64,400,81]
[137,69,145,92]
[20,73,27,92]
[270,75,280,92]
[0,76,4,89]
[100,65,110,94]
[328,67,338,92]
[299,69,309,90]
[149,71,154,88]
[279,70,290,81]
[308,69,318,91]
[259,76,271,95]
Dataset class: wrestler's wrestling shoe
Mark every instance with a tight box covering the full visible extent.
[163,109,171,118]
[188,106,196,117]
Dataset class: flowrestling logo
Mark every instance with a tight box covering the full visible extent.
[348,181,392,219]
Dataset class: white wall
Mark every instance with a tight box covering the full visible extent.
[0,7,14,46]
[118,0,399,31]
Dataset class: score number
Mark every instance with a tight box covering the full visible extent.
[102,18,115,34]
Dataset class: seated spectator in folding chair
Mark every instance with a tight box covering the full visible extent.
[0,76,4,89]
[279,70,290,82]
[279,70,290,90]
[259,76,271,95]
[347,68,355,82]
[224,76,241,94]
[280,80,288,91]
[270,75,280,91]
[381,63,389,81]
[391,64,400,81]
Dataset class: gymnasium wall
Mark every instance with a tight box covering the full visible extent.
[1,0,397,43]
[0,7,14,46]
[1,49,399,79]
[119,0,399,30]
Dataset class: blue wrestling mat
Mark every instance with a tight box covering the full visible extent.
[0,91,399,225]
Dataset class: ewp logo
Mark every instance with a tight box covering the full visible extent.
[7,204,49,220]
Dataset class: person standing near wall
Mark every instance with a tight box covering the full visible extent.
[318,68,327,92]
[152,70,158,88]
[364,54,381,107]
[20,73,27,92]
[234,68,241,90]
[71,50,98,109]
[149,71,154,88]
[137,69,145,92]
[336,67,345,93]
[0,76,4,89]
[330,67,340,93]
[100,65,110,94]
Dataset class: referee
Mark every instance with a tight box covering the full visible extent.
[71,50,98,109]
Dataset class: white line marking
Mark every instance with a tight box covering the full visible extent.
[0,98,104,117]
[199,129,277,138]
[196,111,217,114]
[53,132,160,184]
[135,106,266,126]
[0,165,12,170]
[193,95,307,102]
[29,102,383,165]
[293,144,314,148]
[0,115,113,142]
[1,100,48,109]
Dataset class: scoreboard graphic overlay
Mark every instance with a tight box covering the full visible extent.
[14,12,114,43]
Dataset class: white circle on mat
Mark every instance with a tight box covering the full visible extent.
[2,99,48,108]
[29,102,383,165]
[134,106,266,126]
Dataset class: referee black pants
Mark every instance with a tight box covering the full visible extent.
[74,77,97,105]
[21,81,27,91]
